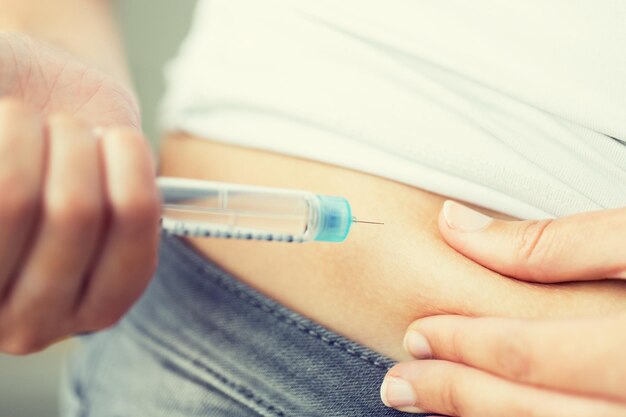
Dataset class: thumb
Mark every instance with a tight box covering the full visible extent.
[438,200,626,283]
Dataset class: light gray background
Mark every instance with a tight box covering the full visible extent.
[0,1,196,416]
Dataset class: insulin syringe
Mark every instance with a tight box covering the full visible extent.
[157,177,382,243]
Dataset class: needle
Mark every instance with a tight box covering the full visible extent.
[352,217,384,225]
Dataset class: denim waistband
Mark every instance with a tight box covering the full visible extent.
[123,234,442,417]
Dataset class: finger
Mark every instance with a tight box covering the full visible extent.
[381,360,626,417]
[2,114,104,348]
[404,315,626,401]
[0,100,45,296]
[75,127,160,331]
[439,200,626,283]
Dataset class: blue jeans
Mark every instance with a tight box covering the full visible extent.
[61,234,443,417]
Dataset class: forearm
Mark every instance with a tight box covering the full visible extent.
[0,0,131,86]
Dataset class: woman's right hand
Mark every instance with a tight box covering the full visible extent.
[0,99,160,355]
[0,32,140,129]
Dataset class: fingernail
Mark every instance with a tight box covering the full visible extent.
[380,377,424,411]
[443,200,493,232]
[404,330,432,359]
[380,377,416,407]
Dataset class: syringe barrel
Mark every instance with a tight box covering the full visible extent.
[158,177,352,243]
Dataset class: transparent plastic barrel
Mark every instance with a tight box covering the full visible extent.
[158,177,352,243]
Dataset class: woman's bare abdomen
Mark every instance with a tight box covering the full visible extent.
[160,133,626,360]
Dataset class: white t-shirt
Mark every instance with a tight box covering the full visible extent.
[160,0,626,219]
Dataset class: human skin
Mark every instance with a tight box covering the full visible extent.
[381,201,626,416]
[0,1,161,354]
[1,0,624,370]
[160,135,626,361]
[0,0,131,85]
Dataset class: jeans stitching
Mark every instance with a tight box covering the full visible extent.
[165,236,392,371]
[126,318,287,417]
[128,316,445,417]
[123,236,446,417]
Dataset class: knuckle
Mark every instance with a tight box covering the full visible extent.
[103,126,145,152]
[47,113,90,138]
[0,329,42,356]
[450,325,468,363]
[514,220,556,276]
[495,333,534,381]
[103,127,149,161]
[47,112,78,129]
[114,191,160,233]
[80,309,125,331]
[0,98,30,120]
[443,367,466,416]
[106,126,143,142]
[46,190,102,238]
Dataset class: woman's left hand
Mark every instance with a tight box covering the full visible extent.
[380,201,626,416]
